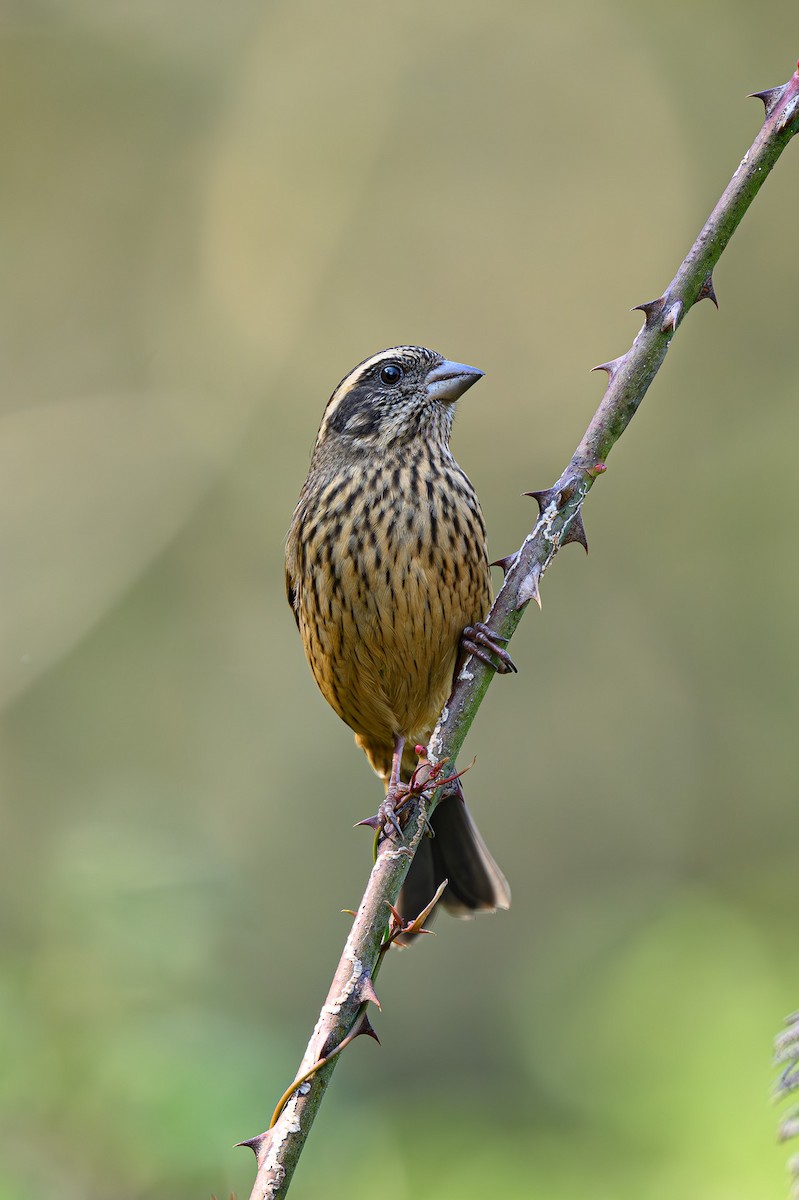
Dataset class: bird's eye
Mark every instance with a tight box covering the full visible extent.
[380,362,403,386]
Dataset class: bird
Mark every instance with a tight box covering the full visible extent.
[285,345,512,933]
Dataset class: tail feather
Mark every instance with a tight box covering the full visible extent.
[398,788,510,938]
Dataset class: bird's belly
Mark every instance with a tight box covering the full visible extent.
[300,524,488,771]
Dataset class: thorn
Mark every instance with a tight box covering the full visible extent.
[385,879,450,947]
[748,84,786,118]
[524,487,557,514]
[269,1004,386,1129]
[660,300,683,334]
[433,757,476,796]
[341,908,356,917]
[407,758,436,795]
[632,296,665,326]
[410,878,449,930]
[562,510,588,554]
[356,972,382,1010]
[394,880,449,944]
[236,1132,269,1160]
[517,566,542,610]
[697,273,718,308]
[440,774,466,806]
[350,1011,381,1045]
[354,814,380,830]
[490,553,518,576]
[591,356,625,380]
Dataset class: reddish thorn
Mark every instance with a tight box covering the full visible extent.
[748,84,787,117]
[524,487,557,514]
[352,1013,381,1045]
[490,553,517,576]
[562,511,589,554]
[632,296,665,323]
[697,274,719,309]
[236,1133,269,1158]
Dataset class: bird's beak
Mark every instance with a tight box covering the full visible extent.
[425,358,484,403]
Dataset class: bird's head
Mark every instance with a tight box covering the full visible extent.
[314,345,484,455]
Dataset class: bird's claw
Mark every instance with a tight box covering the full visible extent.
[356,785,409,841]
[461,622,518,674]
[356,747,473,844]
[378,792,405,840]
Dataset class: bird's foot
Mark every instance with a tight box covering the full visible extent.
[355,747,472,843]
[377,784,409,839]
[461,622,517,674]
[355,782,410,840]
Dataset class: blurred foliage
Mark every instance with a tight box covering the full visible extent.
[1,3,798,1198]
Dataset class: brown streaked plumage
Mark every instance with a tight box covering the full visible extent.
[285,345,511,928]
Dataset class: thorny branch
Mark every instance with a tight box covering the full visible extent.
[242,63,799,1200]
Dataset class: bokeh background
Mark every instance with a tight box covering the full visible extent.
[2,3,798,1198]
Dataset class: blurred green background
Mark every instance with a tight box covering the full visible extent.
[2,3,798,1198]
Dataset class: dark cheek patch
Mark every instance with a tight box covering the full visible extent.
[329,383,383,437]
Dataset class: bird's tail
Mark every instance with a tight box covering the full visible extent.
[397,782,510,942]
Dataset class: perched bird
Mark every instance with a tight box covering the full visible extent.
[285,345,512,930]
